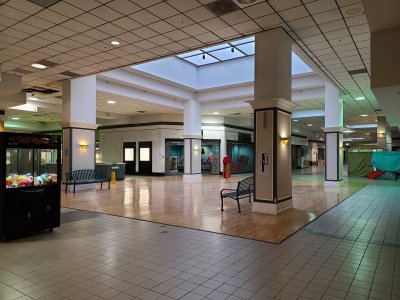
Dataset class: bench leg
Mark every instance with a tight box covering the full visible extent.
[249,193,251,203]
[237,199,241,213]
[100,182,103,189]
[73,184,76,194]
[108,180,110,189]
[220,196,224,212]
[65,184,67,193]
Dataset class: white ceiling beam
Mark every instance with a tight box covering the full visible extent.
[98,69,195,101]
[96,79,184,110]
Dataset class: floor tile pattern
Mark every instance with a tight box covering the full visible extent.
[1,182,400,299]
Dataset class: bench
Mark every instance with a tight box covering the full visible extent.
[220,176,254,212]
[65,169,110,193]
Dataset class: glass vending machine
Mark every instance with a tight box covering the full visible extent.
[0,133,61,241]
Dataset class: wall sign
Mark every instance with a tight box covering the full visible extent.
[259,151,270,176]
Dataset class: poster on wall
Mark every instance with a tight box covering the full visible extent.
[259,151,270,176]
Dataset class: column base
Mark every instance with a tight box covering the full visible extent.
[183,174,202,181]
[252,198,293,215]
[324,180,343,187]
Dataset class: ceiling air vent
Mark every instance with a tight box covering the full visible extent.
[22,87,59,94]
[27,0,61,8]
[206,0,240,16]
[348,68,368,76]
[60,71,80,78]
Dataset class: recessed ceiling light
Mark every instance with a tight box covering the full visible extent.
[307,124,313,127]
[28,97,38,101]
[213,112,219,115]
[110,40,120,46]
[12,117,20,120]
[355,96,365,100]
[360,114,368,117]
[293,119,298,122]
[345,6,363,16]
[107,100,116,104]
[31,63,47,69]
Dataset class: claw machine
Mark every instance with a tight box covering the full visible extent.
[0,133,61,241]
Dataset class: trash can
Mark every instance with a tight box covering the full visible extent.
[112,163,126,180]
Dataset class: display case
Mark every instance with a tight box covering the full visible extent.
[0,133,61,241]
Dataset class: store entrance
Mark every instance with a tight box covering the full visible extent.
[201,140,220,175]
[226,141,254,174]
[123,142,136,175]
[165,139,184,175]
[138,142,152,175]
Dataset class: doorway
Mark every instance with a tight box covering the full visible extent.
[138,142,152,175]
[165,139,184,175]
[201,140,220,175]
[123,142,136,175]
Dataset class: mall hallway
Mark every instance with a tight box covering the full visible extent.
[0,180,400,300]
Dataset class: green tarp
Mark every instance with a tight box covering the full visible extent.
[372,152,400,171]
[348,152,374,176]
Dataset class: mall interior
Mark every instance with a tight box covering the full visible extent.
[1,0,400,299]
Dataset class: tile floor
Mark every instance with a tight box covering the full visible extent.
[1,181,400,299]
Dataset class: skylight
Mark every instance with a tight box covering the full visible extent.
[177,37,255,66]
[177,36,313,75]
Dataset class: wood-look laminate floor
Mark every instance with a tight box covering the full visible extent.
[61,168,367,243]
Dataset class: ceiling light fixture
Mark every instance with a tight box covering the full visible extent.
[107,100,116,104]
[355,96,365,100]
[293,119,298,122]
[345,6,362,16]
[360,114,368,117]
[11,117,20,120]
[27,97,38,101]
[202,54,205,59]
[213,112,219,115]
[31,63,47,69]
[307,124,313,127]
[110,40,120,46]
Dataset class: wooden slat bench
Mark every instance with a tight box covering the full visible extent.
[65,169,110,193]
[220,176,254,212]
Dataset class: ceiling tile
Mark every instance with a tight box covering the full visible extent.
[0,4,30,21]
[163,42,186,52]
[129,10,160,25]
[135,40,157,50]
[255,14,283,29]
[165,14,195,28]
[344,14,368,27]
[195,32,219,43]
[279,5,309,21]
[232,20,261,34]
[319,19,346,32]
[62,19,91,33]
[105,19,138,32]
[181,24,209,36]
[34,10,68,24]
[348,24,370,35]
[166,0,202,12]
[268,0,302,11]
[116,32,142,43]
[64,0,102,11]
[295,26,321,38]
[130,0,163,8]
[147,20,176,34]
[49,1,84,18]
[134,27,159,39]
[184,6,215,22]
[243,2,274,19]
[74,13,108,27]
[7,0,42,14]
[178,37,204,48]
[220,10,251,26]
[213,26,240,39]
[90,5,123,21]
[147,2,180,19]
[105,0,141,14]
[97,23,126,36]
[200,18,228,31]
[306,0,338,14]
[163,29,191,41]
[148,35,173,46]
[313,9,342,24]
[288,16,316,30]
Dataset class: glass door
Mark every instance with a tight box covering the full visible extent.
[123,142,136,175]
